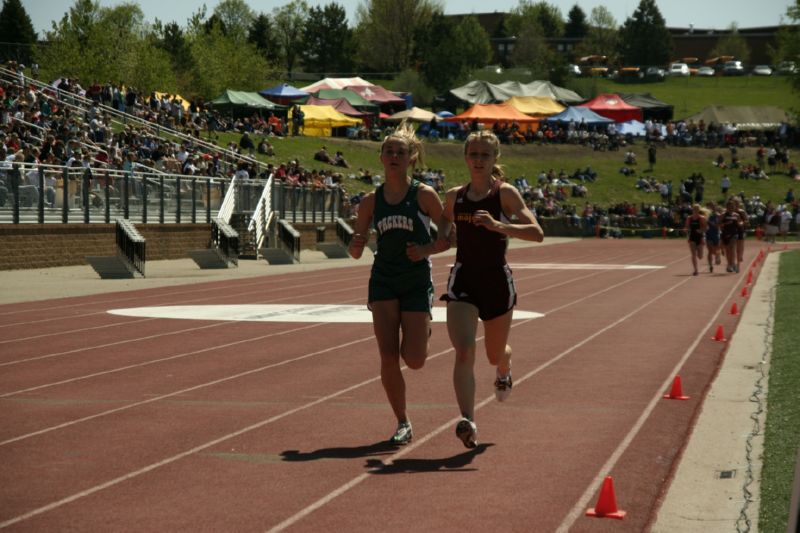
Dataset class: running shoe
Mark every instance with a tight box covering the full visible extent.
[455,418,478,449]
[494,372,513,402]
[390,421,413,445]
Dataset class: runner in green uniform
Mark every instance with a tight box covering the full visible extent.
[348,121,449,445]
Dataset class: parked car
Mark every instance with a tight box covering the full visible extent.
[752,65,773,76]
[668,62,690,76]
[722,60,745,75]
[697,66,715,77]
[776,61,796,74]
[645,66,666,81]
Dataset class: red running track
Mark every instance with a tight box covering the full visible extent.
[0,239,764,532]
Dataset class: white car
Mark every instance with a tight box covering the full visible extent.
[668,63,690,76]
[697,66,715,77]
[752,65,773,76]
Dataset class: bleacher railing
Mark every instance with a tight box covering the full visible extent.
[277,219,301,263]
[116,218,145,277]
[247,174,274,255]
[335,217,354,247]
[211,218,240,266]
[0,65,262,177]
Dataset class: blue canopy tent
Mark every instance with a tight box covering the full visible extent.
[259,83,310,105]
[417,110,462,138]
[544,106,613,126]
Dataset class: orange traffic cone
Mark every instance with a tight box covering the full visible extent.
[741,286,749,297]
[729,302,739,315]
[712,325,726,342]
[664,375,690,400]
[586,476,626,519]
[746,271,753,284]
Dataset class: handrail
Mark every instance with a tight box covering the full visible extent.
[248,174,274,255]
[217,174,238,224]
[116,218,146,276]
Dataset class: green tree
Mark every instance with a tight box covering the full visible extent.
[0,0,37,63]
[774,0,800,92]
[301,3,354,74]
[505,1,564,39]
[272,0,309,75]
[213,0,255,43]
[709,23,750,64]
[414,13,491,93]
[617,0,673,66]
[248,13,281,65]
[189,24,271,99]
[34,1,176,92]
[564,4,588,39]
[575,6,618,63]
[354,0,441,73]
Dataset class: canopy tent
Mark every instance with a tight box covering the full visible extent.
[618,120,647,136]
[154,91,190,110]
[448,80,584,106]
[517,81,583,104]
[504,96,565,117]
[345,84,405,106]
[305,96,369,117]
[289,104,362,137]
[444,103,540,126]
[258,83,309,105]
[300,77,373,92]
[681,106,789,130]
[544,106,613,125]
[386,107,438,122]
[209,90,285,117]
[617,92,674,122]
[579,93,643,123]
[309,89,379,112]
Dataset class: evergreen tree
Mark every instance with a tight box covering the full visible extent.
[564,4,588,39]
[248,14,281,65]
[0,0,37,63]
[617,0,673,66]
[301,3,354,74]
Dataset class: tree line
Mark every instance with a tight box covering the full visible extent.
[0,0,798,103]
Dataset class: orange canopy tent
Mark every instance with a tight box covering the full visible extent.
[444,103,540,127]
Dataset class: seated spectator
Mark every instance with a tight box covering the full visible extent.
[624,150,636,165]
[333,151,349,168]
[313,146,332,164]
[257,138,274,156]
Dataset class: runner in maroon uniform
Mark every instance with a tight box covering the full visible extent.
[685,203,707,276]
[437,130,544,448]
[720,199,742,273]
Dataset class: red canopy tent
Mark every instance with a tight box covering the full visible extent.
[578,93,643,123]
[444,103,540,126]
[345,84,405,106]
[305,96,370,117]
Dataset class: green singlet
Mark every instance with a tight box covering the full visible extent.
[368,180,434,311]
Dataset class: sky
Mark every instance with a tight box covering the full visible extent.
[23,0,792,36]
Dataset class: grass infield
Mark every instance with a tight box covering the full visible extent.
[759,250,800,532]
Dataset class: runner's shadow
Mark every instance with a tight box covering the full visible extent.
[365,443,494,474]
[280,440,399,462]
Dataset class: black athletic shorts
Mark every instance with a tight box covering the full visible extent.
[440,262,516,321]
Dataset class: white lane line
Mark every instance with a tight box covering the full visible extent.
[0,252,675,527]
[554,276,745,532]
[266,266,689,532]
[0,331,371,446]
[509,263,664,270]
